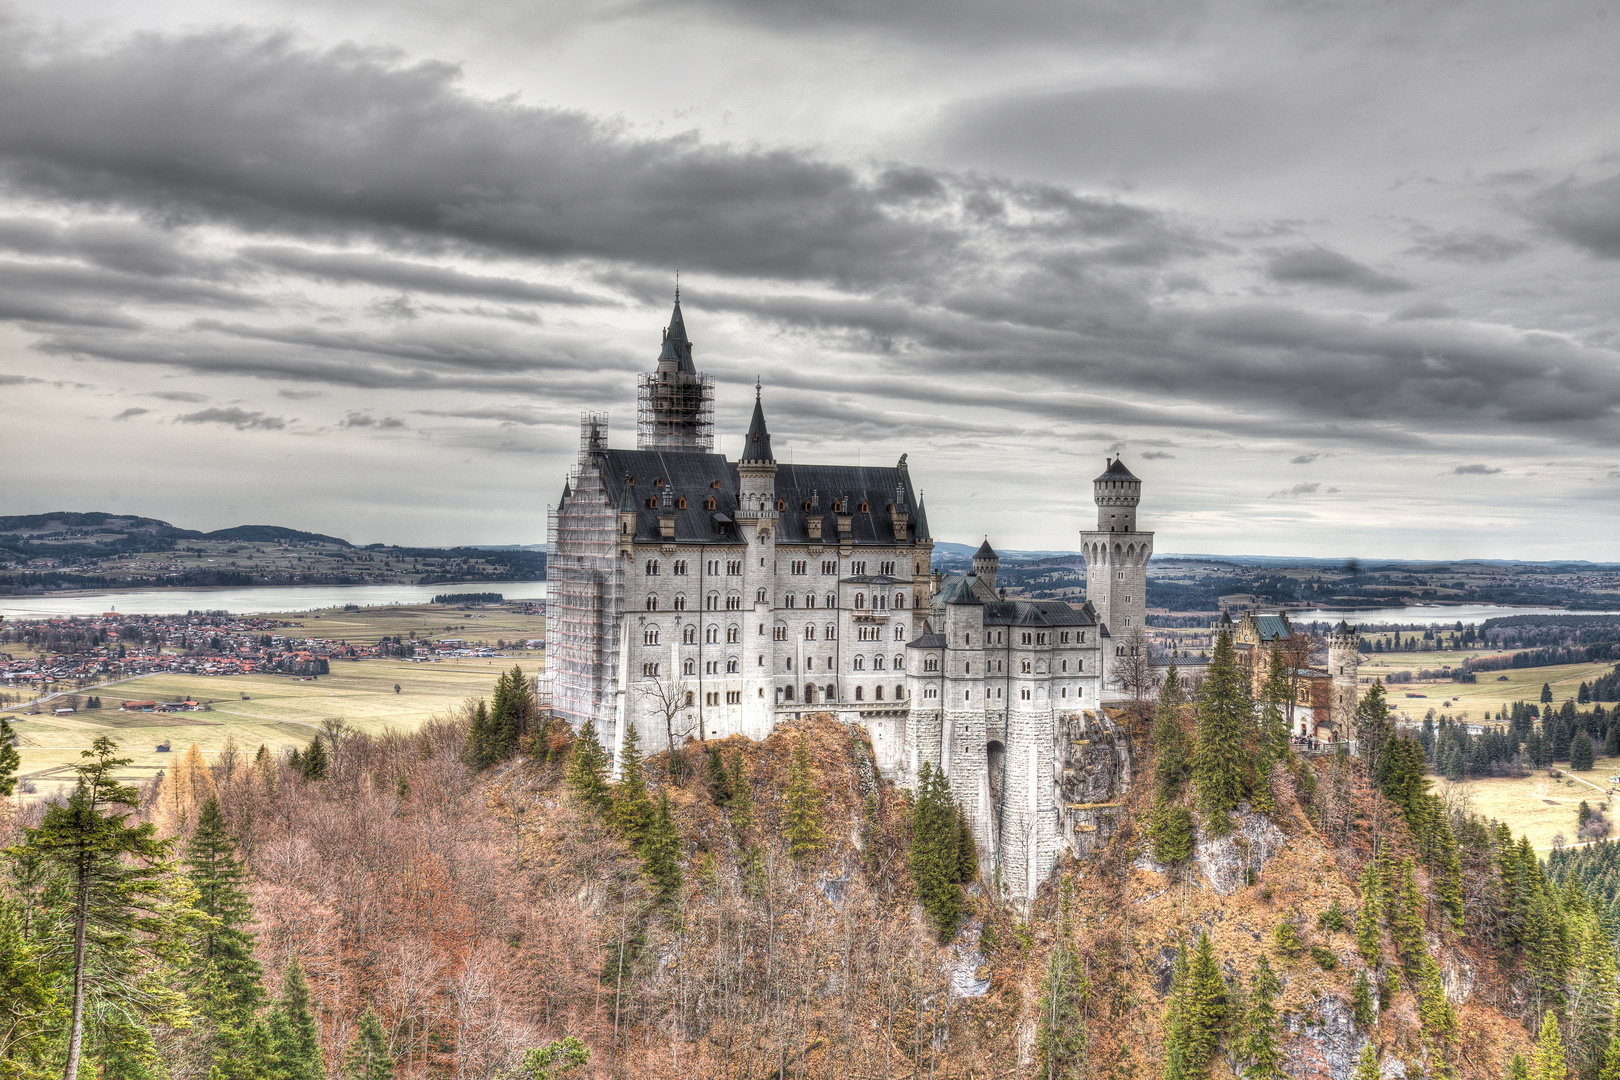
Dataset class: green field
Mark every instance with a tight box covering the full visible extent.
[8,602,544,801]
[1454,755,1620,850]
[1362,651,1615,722]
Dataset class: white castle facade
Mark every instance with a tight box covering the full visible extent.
[546,299,1155,900]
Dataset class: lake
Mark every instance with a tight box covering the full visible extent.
[1287,603,1620,627]
[0,581,548,619]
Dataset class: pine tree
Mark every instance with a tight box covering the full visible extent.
[1386,858,1427,970]
[1154,664,1192,801]
[1356,858,1384,962]
[0,713,20,797]
[1355,680,1393,774]
[1508,1052,1532,1080]
[703,742,732,806]
[466,699,493,769]
[1351,970,1374,1027]
[342,1008,393,1080]
[728,750,755,835]
[1151,800,1195,867]
[1352,1045,1380,1080]
[1193,630,1252,832]
[1182,932,1228,1078]
[17,736,191,1080]
[489,666,533,762]
[1543,683,1555,705]
[955,802,979,883]
[186,797,264,1019]
[641,790,683,907]
[1240,954,1284,1080]
[1572,731,1595,772]
[1597,1033,1620,1080]
[564,721,611,814]
[1415,954,1455,1038]
[1261,647,1293,755]
[910,763,964,940]
[301,734,328,780]
[273,960,324,1080]
[784,730,823,860]
[1039,880,1090,1080]
[1162,942,1191,1080]
[0,900,54,1073]
[1535,1011,1567,1080]
[610,722,654,848]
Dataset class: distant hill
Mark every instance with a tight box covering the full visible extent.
[201,525,352,546]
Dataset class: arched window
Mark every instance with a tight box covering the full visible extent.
[683,626,696,644]
[924,685,938,699]
[804,683,816,702]
[894,624,905,640]
[644,628,660,645]
[826,593,837,608]
[804,625,816,640]
[705,497,716,510]
[874,655,885,670]
[673,559,688,575]
[824,684,836,701]
[894,654,905,670]
[727,625,740,643]
[673,595,686,611]
[784,593,796,608]
[756,588,767,604]
[645,560,659,576]
[895,684,904,700]
[683,658,695,675]
[706,593,719,610]
[1021,688,1032,701]
[684,690,694,706]
[726,658,739,673]
[1021,659,1032,673]
[854,656,865,670]
[783,684,794,700]
[855,686,864,701]
[855,593,866,609]
[705,625,719,643]
[806,593,817,608]
[874,685,883,700]
[895,592,906,609]
[646,595,659,611]
[924,656,939,672]
[776,499,787,511]
[825,623,836,640]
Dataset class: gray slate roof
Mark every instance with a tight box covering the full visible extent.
[593,449,921,547]
[1095,457,1140,483]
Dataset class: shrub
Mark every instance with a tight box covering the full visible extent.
[1317,899,1347,932]
[1310,945,1337,970]
[1271,921,1305,957]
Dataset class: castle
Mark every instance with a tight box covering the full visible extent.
[1215,610,1362,740]
[545,297,1319,900]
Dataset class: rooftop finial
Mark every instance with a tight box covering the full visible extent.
[755,376,761,401]
[674,270,680,303]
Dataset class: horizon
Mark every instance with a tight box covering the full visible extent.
[1,2,1617,558]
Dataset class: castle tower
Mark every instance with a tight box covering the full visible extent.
[736,382,779,738]
[1080,459,1154,691]
[637,293,715,450]
[972,538,999,590]
[1328,621,1361,740]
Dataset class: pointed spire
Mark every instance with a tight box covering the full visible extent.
[913,494,931,539]
[618,474,637,513]
[740,379,774,463]
[558,479,571,513]
[657,290,695,374]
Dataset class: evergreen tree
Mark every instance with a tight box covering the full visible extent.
[955,803,979,883]
[1352,1045,1380,1080]
[519,1036,589,1079]
[342,1008,393,1080]
[1193,631,1252,832]
[1154,664,1192,801]
[1182,932,1228,1078]
[1356,858,1384,962]
[728,750,755,835]
[0,899,55,1073]
[1351,970,1374,1027]
[1604,720,1619,760]
[1038,880,1090,1080]
[703,742,732,806]
[1415,954,1455,1038]
[273,960,324,1080]
[1572,731,1595,771]
[910,763,965,940]
[1508,1052,1531,1080]
[465,699,493,769]
[0,713,20,797]
[1544,683,1555,705]
[185,797,264,1019]
[1597,1033,1620,1080]
[300,734,328,780]
[488,666,533,762]
[1162,942,1191,1080]
[1386,858,1427,970]
[783,730,823,860]
[1151,801,1195,868]
[1535,1011,1567,1080]
[564,721,611,814]
[15,736,191,1080]
[1239,954,1284,1080]
[641,790,683,907]
[1355,680,1393,777]
[610,722,654,848]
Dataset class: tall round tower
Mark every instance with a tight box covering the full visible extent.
[1080,459,1154,693]
[972,538,999,589]
[1093,458,1141,533]
[1328,621,1361,740]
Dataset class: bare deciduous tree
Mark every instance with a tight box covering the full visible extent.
[638,677,697,778]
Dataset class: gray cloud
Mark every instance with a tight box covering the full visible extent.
[149,390,209,403]
[1390,301,1458,321]
[239,245,614,306]
[1405,228,1530,264]
[1266,247,1412,294]
[1289,453,1319,464]
[1453,463,1502,475]
[1529,172,1620,258]
[341,411,405,428]
[176,406,287,430]
[1269,482,1320,498]
[113,406,150,419]
[1139,450,1175,459]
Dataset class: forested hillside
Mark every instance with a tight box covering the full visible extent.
[3,649,1619,1079]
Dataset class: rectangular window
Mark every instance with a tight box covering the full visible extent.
[1037,633,1047,645]
[822,560,837,575]
[791,560,807,575]
[880,561,894,576]
[726,691,741,704]
[642,662,660,677]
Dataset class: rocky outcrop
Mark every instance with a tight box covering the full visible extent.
[1058,710,1136,857]
[1284,995,1368,1080]
[1193,806,1288,896]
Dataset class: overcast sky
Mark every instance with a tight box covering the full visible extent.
[1,0,1618,559]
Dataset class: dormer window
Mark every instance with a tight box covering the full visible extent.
[859,501,869,512]
[677,497,687,509]
[654,478,664,487]
[776,499,787,511]
[803,499,813,511]
[646,497,658,509]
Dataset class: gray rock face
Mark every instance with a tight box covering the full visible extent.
[1441,949,1475,1005]
[1193,806,1287,896]
[944,921,991,998]
[1057,712,1136,857]
[1284,995,1366,1080]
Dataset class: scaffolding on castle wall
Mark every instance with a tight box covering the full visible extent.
[636,371,714,451]
[546,411,623,735]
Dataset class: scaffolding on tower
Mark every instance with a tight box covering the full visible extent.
[546,411,624,735]
[636,370,714,451]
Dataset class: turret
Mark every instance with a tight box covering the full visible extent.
[1328,621,1361,740]
[735,382,779,738]
[637,291,715,450]
[1094,457,1141,532]
[972,538,998,589]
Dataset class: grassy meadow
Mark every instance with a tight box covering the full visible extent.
[8,602,544,801]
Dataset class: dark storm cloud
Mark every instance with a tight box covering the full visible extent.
[176,406,287,430]
[1529,172,1620,258]
[1266,247,1412,294]
[238,246,614,305]
[0,30,964,286]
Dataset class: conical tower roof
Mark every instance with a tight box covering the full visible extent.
[975,538,996,559]
[1094,457,1140,483]
[657,296,695,373]
[740,380,774,463]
